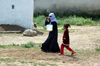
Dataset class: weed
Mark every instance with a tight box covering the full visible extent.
[33,62,57,66]
[95,45,100,51]
[33,15,100,27]
[76,22,83,26]
[76,52,92,56]
[33,62,37,66]
[0,58,15,63]
[95,48,100,51]
[0,45,5,48]
[33,15,45,27]
[19,61,28,64]
[38,63,46,66]
[0,42,42,49]
[21,41,35,48]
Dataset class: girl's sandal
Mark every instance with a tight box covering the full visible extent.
[59,53,65,55]
[71,51,76,55]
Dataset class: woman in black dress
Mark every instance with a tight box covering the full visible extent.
[41,13,60,52]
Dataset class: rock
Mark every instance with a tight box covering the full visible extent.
[23,29,37,36]
[34,45,40,47]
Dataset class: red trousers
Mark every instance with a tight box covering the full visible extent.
[60,44,73,54]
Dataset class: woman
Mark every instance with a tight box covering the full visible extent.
[41,13,60,53]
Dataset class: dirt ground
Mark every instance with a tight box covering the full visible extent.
[0,25,100,50]
[0,26,100,66]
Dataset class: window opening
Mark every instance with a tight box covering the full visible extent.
[12,5,14,9]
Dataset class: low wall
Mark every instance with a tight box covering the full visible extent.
[34,0,100,14]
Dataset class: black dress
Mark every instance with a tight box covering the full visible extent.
[41,21,60,52]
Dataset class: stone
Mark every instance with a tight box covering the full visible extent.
[23,29,37,36]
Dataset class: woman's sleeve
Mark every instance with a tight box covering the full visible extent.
[45,20,50,25]
[51,22,57,32]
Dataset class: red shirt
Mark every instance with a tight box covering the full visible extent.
[62,29,70,47]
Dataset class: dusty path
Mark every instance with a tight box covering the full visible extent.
[0,48,100,66]
[0,26,100,66]
[0,26,100,50]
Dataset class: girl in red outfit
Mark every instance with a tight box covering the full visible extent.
[59,23,76,55]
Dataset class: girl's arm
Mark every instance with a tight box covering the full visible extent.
[63,31,67,44]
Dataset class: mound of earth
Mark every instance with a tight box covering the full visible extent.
[0,24,25,33]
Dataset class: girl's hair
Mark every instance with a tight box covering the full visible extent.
[64,23,70,28]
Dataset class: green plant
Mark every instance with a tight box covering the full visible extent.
[33,15,45,27]
[76,22,83,26]
[33,63,37,66]
[95,45,100,51]
[19,61,28,64]
[33,15,100,27]
[12,43,18,46]
[0,45,5,48]
[0,58,15,63]
[95,48,100,51]
[21,41,35,48]
[76,52,92,56]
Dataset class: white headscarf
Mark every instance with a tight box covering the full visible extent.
[48,13,57,23]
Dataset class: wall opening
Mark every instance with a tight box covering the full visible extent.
[12,5,14,9]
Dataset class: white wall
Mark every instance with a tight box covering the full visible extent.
[0,0,34,29]
[34,0,100,14]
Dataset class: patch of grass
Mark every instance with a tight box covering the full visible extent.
[76,52,92,56]
[33,15,100,27]
[0,45,5,48]
[4,44,20,49]
[12,43,17,46]
[33,62,57,66]
[57,16,99,26]
[95,45,100,51]
[21,41,35,48]
[33,15,45,27]
[19,61,28,64]
[0,42,42,49]
[0,43,20,49]
[33,62,37,66]
[18,61,57,66]
[0,58,15,63]
[95,48,100,51]
[38,63,46,66]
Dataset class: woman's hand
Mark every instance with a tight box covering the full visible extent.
[46,17,48,19]
[46,17,48,22]
[46,17,50,22]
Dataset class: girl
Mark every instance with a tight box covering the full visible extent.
[59,23,76,55]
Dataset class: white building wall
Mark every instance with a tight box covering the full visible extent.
[0,0,34,29]
[34,0,100,14]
